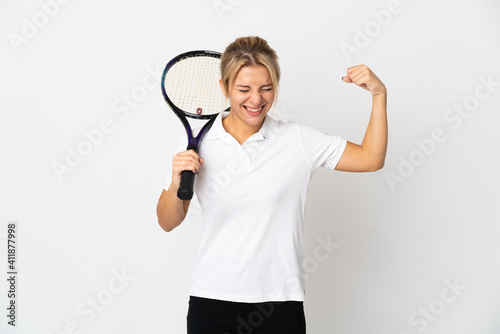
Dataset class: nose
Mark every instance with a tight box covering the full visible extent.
[248,90,263,106]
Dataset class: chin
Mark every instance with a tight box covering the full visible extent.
[244,111,267,125]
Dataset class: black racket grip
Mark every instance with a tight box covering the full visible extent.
[177,144,199,200]
[177,170,195,200]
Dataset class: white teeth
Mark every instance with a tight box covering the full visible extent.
[246,106,263,112]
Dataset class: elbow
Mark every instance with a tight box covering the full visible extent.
[366,150,386,171]
[156,209,186,232]
[156,200,179,232]
[158,219,175,233]
[163,226,175,233]
[156,208,172,232]
[157,206,177,232]
[367,159,385,172]
[375,160,385,171]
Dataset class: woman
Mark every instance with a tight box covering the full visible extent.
[157,36,387,333]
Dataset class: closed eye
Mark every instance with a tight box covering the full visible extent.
[235,84,273,93]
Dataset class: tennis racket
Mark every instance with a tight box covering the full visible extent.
[161,50,230,200]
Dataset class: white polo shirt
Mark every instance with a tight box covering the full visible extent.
[165,112,346,303]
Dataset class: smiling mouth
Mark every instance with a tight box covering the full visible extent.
[244,106,264,112]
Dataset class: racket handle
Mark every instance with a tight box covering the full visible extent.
[177,170,195,200]
[177,144,199,200]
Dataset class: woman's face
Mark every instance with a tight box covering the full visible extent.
[224,65,275,128]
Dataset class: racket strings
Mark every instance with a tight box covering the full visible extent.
[165,55,229,117]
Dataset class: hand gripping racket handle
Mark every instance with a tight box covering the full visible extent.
[177,144,199,200]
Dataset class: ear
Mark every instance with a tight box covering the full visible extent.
[219,79,228,98]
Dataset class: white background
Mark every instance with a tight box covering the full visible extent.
[1,0,499,333]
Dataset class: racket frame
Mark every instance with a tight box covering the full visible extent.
[161,50,230,200]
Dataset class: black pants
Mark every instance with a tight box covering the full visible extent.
[187,296,306,334]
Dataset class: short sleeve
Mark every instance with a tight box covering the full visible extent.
[298,124,347,171]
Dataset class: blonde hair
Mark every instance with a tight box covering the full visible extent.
[220,36,280,99]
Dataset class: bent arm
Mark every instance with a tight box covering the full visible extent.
[335,65,388,172]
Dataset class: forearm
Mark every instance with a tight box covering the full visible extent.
[156,184,190,232]
[360,92,388,169]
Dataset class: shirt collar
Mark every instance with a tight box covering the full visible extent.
[205,112,279,141]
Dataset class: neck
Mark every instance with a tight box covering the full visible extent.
[222,113,264,145]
